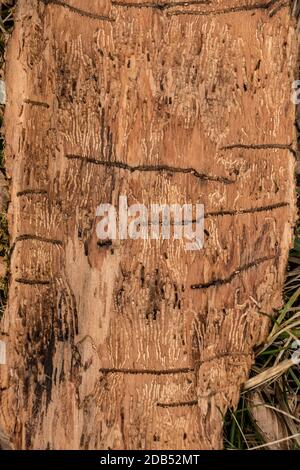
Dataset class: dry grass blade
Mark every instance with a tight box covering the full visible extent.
[248,433,300,451]
[244,358,298,391]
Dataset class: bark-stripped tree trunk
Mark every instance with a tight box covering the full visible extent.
[0,0,297,450]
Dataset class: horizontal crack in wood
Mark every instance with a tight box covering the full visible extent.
[14,235,63,246]
[206,202,290,218]
[66,155,234,184]
[23,99,50,109]
[221,143,296,157]
[147,202,289,227]
[167,0,284,17]
[191,255,277,290]
[112,0,210,10]
[17,189,48,197]
[15,278,52,286]
[157,399,198,407]
[41,0,115,22]
[99,367,195,375]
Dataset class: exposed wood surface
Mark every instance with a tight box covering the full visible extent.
[0,0,297,449]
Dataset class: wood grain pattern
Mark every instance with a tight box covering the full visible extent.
[0,0,297,449]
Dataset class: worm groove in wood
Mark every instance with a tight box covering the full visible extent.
[17,189,48,197]
[23,99,50,109]
[66,154,234,184]
[191,255,278,290]
[167,0,285,17]
[112,0,210,10]
[14,235,63,246]
[99,367,195,375]
[157,400,198,408]
[41,0,115,22]
[221,143,296,156]
[15,279,52,286]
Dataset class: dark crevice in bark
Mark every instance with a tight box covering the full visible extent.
[142,202,289,234]
[40,0,116,22]
[23,99,50,109]
[15,278,52,285]
[191,255,278,290]
[66,154,234,184]
[221,143,296,157]
[112,0,210,10]
[157,400,198,407]
[120,408,126,447]
[17,189,48,197]
[99,367,195,375]
[151,202,290,227]
[14,235,63,245]
[167,0,285,17]
[206,202,290,218]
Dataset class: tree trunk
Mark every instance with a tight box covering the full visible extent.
[0,0,297,450]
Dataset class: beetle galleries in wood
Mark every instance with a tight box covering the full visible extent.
[0,0,297,450]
